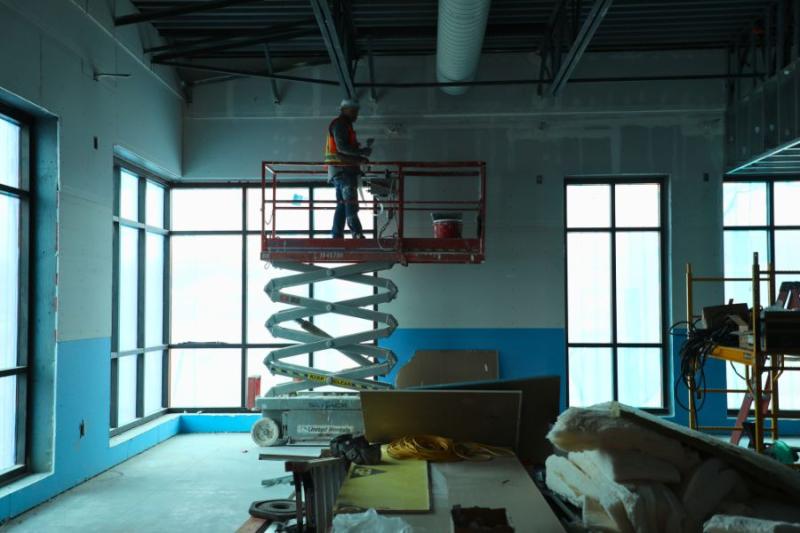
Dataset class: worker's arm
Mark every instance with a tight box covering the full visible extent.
[332,120,370,162]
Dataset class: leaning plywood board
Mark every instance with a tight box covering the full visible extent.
[361,390,521,449]
[334,446,430,514]
[609,402,800,498]
[426,376,560,465]
[395,350,499,388]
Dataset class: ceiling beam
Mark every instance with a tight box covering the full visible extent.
[309,0,355,98]
[151,28,316,62]
[152,60,340,86]
[144,18,316,54]
[263,44,281,104]
[115,0,265,27]
[548,0,614,96]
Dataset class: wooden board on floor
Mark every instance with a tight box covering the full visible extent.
[235,517,269,533]
[361,390,521,449]
[334,446,430,514]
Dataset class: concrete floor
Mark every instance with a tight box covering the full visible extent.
[1,434,317,533]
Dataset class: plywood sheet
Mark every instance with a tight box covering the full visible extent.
[361,390,521,449]
[334,446,430,513]
[395,350,499,388]
[426,376,560,465]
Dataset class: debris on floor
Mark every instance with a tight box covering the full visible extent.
[331,508,412,533]
[544,402,800,532]
[451,505,514,532]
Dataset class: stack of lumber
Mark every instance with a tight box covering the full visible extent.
[544,402,800,533]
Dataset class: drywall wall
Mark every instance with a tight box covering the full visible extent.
[183,51,727,405]
[0,0,182,522]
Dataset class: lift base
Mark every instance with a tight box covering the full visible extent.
[253,393,363,446]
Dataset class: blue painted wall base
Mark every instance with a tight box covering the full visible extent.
[380,328,568,410]
[0,338,181,523]
[4,330,798,524]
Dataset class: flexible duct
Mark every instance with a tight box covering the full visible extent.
[436,0,492,95]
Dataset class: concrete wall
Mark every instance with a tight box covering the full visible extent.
[0,0,182,521]
[184,50,728,412]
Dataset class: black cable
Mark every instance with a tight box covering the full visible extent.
[670,318,736,414]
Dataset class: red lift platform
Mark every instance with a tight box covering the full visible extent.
[260,161,486,264]
[251,160,486,447]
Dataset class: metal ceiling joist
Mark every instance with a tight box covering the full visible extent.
[548,0,614,96]
[143,18,316,54]
[366,36,377,103]
[152,28,315,62]
[115,0,265,27]
[309,0,356,98]
[263,44,281,104]
[152,61,340,86]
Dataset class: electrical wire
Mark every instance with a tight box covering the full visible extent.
[386,435,514,462]
[670,318,736,413]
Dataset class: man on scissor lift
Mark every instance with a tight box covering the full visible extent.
[324,98,373,239]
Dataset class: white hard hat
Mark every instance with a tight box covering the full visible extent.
[340,98,360,110]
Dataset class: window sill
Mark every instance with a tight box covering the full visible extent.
[0,471,52,499]
[109,413,180,448]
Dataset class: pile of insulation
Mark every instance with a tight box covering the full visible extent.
[544,402,800,533]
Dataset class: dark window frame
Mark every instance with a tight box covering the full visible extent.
[166,181,378,412]
[110,160,170,436]
[0,107,32,485]
[564,176,669,412]
[722,175,800,414]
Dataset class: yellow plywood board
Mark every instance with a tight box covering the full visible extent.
[334,446,430,514]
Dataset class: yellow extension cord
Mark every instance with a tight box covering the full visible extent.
[386,435,514,462]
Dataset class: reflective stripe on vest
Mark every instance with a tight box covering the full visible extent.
[324,117,358,163]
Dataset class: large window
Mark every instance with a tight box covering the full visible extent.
[169,184,376,409]
[0,112,29,483]
[565,179,666,409]
[723,178,800,411]
[111,165,168,434]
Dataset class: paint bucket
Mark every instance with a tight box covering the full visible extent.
[246,375,261,410]
[432,213,463,239]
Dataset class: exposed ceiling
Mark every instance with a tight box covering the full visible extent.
[123,0,774,87]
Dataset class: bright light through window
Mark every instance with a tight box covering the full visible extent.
[169,186,378,406]
[1,114,27,476]
[112,167,167,432]
[723,179,800,411]
[566,180,665,408]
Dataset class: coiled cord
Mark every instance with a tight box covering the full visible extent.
[386,435,514,462]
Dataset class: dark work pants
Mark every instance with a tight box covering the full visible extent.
[331,175,363,238]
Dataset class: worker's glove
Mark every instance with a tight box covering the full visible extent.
[360,146,373,157]
[365,138,375,148]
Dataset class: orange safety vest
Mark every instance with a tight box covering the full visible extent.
[324,117,358,164]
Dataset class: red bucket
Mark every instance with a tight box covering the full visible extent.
[433,218,463,239]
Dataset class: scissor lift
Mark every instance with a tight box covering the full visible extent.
[251,161,486,446]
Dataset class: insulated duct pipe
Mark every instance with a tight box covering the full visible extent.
[436,0,492,95]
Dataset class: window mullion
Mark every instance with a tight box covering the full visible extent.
[162,183,171,410]
[136,177,146,419]
[610,186,619,403]
[241,186,247,409]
